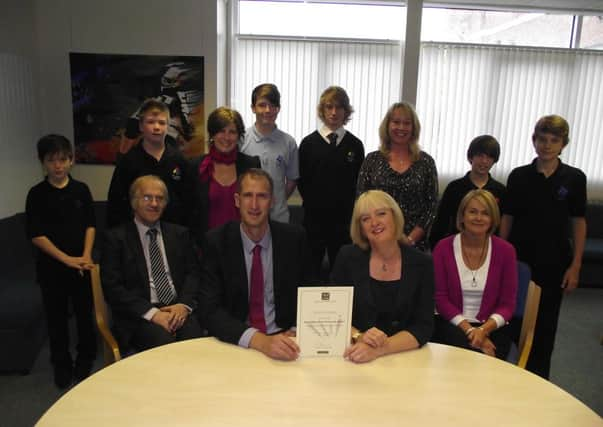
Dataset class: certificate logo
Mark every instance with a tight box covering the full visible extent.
[321,292,330,301]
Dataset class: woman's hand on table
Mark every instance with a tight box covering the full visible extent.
[344,342,384,363]
[360,327,387,348]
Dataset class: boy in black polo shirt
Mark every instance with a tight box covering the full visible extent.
[25,135,97,388]
[500,115,587,379]
[106,99,195,228]
[429,134,506,249]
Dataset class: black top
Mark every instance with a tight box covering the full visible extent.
[25,176,95,275]
[189,151,260,246]
[106,142,196,228]
[330,244,434,345]
[298,130,365,235]
[357,150,438,250]
[370,278,402,337]
[429,172,506,249]
[502,158,586,266]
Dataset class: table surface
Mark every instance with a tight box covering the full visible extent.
[37,338,602,427]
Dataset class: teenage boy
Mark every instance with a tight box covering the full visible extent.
[298,86,365,281]
[25,134,97,388]
[239,83,299,223]
[500,115,587,379]
[429,135,506,249]
[107,99,195,228]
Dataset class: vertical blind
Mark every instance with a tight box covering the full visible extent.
[232,36,402,150]
[418,42,603,199]
[232,37,603,199]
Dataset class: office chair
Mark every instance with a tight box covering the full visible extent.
[90,264,122,366]
[514,262,542,369]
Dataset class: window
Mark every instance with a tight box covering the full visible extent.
[421,8,574,47]
[231,1,603,198]
[232,1,406,149]
[418,7,603,197]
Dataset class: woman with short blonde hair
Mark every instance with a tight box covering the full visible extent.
[331,190,434,364]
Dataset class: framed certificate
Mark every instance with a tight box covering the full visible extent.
[296,286,354,357]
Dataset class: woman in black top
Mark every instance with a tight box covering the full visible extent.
[331,190,434,363]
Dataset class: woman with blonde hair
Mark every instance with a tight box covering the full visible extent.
[432,189,517,359]
[331,190,434,363]
[356,102,438,251]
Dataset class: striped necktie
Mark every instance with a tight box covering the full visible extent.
[147,228,176,305]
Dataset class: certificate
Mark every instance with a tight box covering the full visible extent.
[296,286,353,357]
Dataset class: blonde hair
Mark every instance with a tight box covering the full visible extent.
[317,86,353,125]
[378,102,421,162]
[456,189,500,235]
[350,190,406,250]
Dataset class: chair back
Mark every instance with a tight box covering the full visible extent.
[514,261,531,317]
[516,280,542,369]
[90,264,122,366]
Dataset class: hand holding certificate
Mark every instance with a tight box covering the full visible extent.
[296,286,353,357]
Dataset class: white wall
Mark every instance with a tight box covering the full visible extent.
[34,0,223,201]
[0,0,42,218]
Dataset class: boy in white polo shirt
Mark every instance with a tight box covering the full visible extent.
[239,83,299,223]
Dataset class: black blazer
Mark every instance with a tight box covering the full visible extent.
[101,221,201,344]
[330,244,434,346]
[189,152,261,245]
[199,220,311,345]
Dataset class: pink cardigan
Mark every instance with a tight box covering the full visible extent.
[433,235,518,323]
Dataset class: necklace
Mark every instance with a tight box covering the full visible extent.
[461,236,488,287]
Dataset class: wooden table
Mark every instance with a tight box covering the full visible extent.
[37,338,602,426]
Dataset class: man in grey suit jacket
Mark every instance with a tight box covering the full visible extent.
[101,175,202,351]
[200,168,311,361]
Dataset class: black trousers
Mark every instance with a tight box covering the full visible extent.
[432,315,512,360]
[526,263,566,379]
[306,227,349,283]
[130,314,203,352]
[39,267,97,368]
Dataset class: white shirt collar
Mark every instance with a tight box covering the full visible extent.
[319,125,346,145]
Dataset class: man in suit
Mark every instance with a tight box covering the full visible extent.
[200,168,310,361]
[101,175,203,351]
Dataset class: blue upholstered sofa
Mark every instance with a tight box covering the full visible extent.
[0,213,46,373]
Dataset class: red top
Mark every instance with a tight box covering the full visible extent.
[208,178,239,230]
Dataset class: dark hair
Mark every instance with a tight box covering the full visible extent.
[139,98,170,118]
[467,135,500,163]
[207,107,245,139]
[317,86,354,125]
[36,134,73,162]
[237,168,274,196]
[251,83,281,107]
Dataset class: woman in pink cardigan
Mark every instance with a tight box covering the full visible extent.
[432,189,517,359]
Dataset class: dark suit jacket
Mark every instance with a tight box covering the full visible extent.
[189,152,261,245]
[199,220,311,345]
[101,221,201,344]
[330,244,434,346]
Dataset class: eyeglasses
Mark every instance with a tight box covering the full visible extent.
[141,194,166,203]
